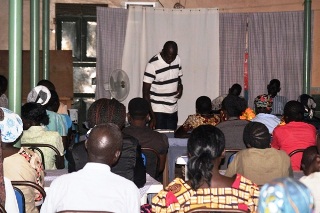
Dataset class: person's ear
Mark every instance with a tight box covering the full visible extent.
[112,150,121,163]
[85,140,88,149]
[127,113,131,123]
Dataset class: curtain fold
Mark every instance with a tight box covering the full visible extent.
[96,7,128,100]
[121,7,219,125]
[247,11,304,108]
[219,13,248,97]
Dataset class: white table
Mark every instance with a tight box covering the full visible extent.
[44,169,162,205]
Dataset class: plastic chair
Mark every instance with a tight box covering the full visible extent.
[141,148,160,179]
[13,187,25,213]
[289,149,305,157]
[21,143,63,169]
[187,208,249,213]
[11,181,46,211]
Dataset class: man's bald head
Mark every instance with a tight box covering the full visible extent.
[86,123,123,166]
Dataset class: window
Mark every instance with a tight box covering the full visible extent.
[56,4,106,97]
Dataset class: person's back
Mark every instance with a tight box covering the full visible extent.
[267,79,287,116]
[272,101,316,170]
[123,97,168,179]
[152,125,260,213]
[299,146,320,213]
[216,94,248,150]
[225,122,292,185]
[67,98,146,187]
[41,124,140,213]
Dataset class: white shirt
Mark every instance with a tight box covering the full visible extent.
[40,163,140,213]
[300,172,320,213]
[251,113,280,134]
[4,177,19,213]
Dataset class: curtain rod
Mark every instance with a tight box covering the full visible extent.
[219,2,303,11]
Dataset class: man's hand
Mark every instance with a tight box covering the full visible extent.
[175,83,183,99]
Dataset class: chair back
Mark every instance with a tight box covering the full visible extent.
[11,181,46,211]
[187,208,249,213]
[13,187,25,213]
[141,147,160,179]
[21,143,62,169]
[289,149,305,157]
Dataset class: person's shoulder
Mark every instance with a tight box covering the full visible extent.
[148,54,160,63]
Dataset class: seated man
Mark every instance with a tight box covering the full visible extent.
[267,79,287,116]
[251,94,280,134]
[40,123,140,213]
[174,96,220,138]
[225,122,292,185]
[271,101,317,170]
[123,97,168,179]
[300,146,320,213]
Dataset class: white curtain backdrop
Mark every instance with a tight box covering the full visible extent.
[121,7,220,125]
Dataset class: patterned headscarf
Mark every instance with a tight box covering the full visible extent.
[254,94,273,110]
[258,177,314,213]
[0,107,23,143]
[27,85,51,106]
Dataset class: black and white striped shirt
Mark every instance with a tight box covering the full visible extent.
[143,53,182,113]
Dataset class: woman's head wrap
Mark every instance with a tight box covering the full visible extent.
[0,107,23,143]
[258,177,314,213]
[27,85,51,106]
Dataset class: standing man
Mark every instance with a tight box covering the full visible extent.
[143,41,183,130]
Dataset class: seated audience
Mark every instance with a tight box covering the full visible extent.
[251,94,280,134]
[216,91,248,150]
[271,101,317,170]
[40,123,140,213]
[211,83,244,114]
[174,96,220,138]
[123,97,168,179]
[298,94,320,130]
[27,86,68,146]
[0,75,8,108]
[258,177,314,213]
[267,79,288,116]
[300,146,320,213]
[152,125,260,212]
[67,98,146,188]
[21,102,64,170]
[225,122,292,185]
[0,107,33,213]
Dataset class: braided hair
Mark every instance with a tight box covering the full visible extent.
[243,122,270,149]
[87,98,126,129]
[187,125,225,190]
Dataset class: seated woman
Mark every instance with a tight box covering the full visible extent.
[152,125,260,212]
[67,98,146,188]
[21,102,64,170]
[0,107,44,213]
[174,96,220,138]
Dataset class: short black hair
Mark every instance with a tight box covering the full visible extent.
[196,96,212,114]
[0,75,8,95]
[222,95,247,117]
[284,100,305,122]
[163,41,178,52]
[267,79,281,96]
[128,97,149,119]
[21,102,49,125]
[243,122,271,149]
[229,83,242,96]
[301,146,319,174]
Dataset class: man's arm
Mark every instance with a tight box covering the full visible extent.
[175,77,183,99]
[143,82,156,129]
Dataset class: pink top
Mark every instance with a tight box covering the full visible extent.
[271,121,316,170]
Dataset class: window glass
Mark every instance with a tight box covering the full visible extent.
[61,21,79,58]
[73,67,96,93]
[86,21,97,58]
